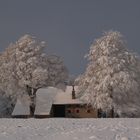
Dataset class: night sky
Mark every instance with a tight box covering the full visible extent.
[0,0,140,75]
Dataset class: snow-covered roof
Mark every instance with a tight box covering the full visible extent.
[12,99,30,116]
[53,86,83,105]
[34,87,60,116]
[34,86,82,116]
[12,86,83,117]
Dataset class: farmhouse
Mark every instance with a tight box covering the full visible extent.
[12,99,30,118]
[12,86,114,118]
[51,86,98,118]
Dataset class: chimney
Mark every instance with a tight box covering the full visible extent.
[72,85,76,99]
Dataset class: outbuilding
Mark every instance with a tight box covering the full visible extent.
[12,99,30,118]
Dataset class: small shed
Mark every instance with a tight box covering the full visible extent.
[12,99,30,118]
[34,87,60,118]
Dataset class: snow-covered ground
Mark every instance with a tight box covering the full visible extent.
[0,118,139,140]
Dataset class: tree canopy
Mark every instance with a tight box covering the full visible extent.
[76,31,140,117]
[0,35,68,116]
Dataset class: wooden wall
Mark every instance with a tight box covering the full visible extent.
[51,104,114,118]
[65,104,98,118]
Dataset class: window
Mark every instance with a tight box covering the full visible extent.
[67,110,71,113]
[76,109,79,113]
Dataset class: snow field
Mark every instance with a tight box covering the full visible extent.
[0,118,139,140]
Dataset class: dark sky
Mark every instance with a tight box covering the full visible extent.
[0,0,140,76]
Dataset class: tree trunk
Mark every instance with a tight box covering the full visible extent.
[26,85,37,117]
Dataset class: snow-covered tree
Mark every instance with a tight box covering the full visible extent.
[13,35,67,93]
[76,31,140,117]
[0,35,68,116]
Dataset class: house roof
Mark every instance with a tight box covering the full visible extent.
[34,87,60,116]
[12,99,30,116]
[12,86,83,117]
[34,86,83,116]
[53,86,83,105]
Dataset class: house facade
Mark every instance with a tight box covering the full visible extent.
[52,104,98,118]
